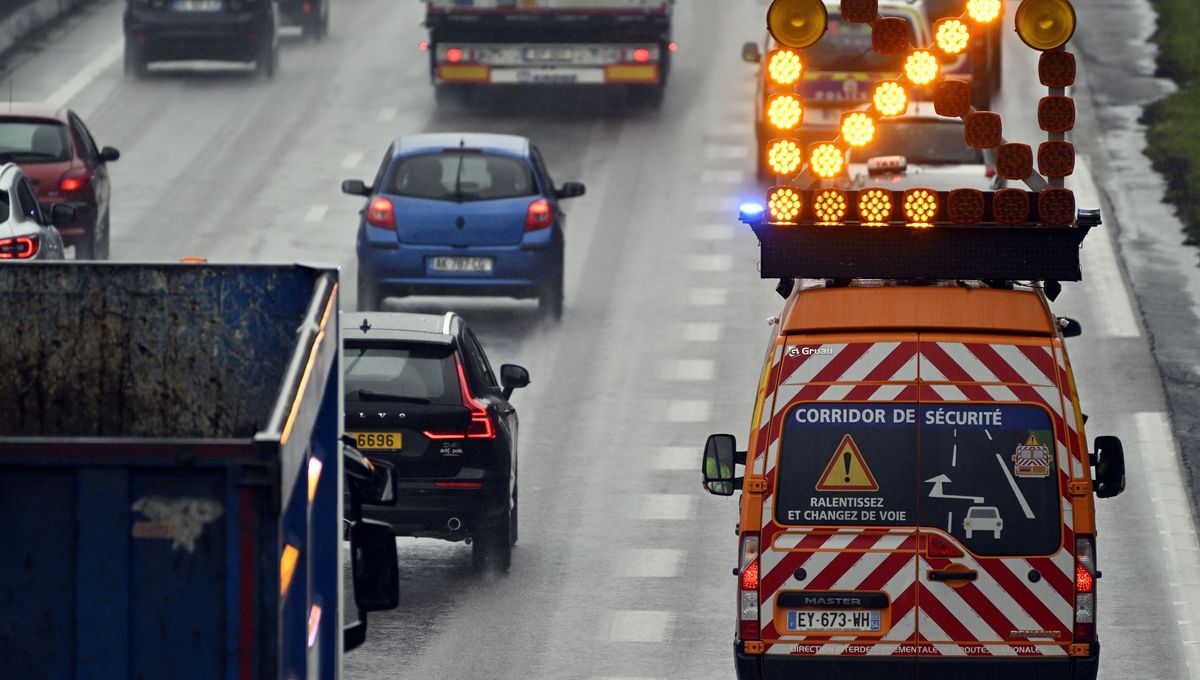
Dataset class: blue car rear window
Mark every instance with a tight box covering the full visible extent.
[387,152,537,202]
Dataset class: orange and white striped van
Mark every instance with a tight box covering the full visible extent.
[703,281,1127,680]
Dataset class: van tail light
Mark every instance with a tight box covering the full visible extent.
[739,533,761,641]
[366,197,396,230]
[59,169,91,193]
[1073,535,1096,642]
[0,236,38,259]
[524,199,554,232]
[422,359,496,440]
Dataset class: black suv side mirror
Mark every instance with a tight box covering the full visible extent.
[555,182,586,200]
[50,203,77,227]
[742,41,762,63]
[342,179,372,197]
[99,146,120,163]
[1092,435,1126,499]
[702,433,744,496]
[500,364,530,400]
[1057,316,1083,338]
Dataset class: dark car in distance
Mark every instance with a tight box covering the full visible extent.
[343,311,530,572]
[124,0,279,78]
[0,105,119,259]
[278,0,328,39]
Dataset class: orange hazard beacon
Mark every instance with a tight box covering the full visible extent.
[701,1,1129,679]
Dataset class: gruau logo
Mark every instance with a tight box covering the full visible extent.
[789,346,836,358]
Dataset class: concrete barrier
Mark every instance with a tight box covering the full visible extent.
[0,0,94,58]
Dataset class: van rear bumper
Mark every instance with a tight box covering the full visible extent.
[735,642,1098,680]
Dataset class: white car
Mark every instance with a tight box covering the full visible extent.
[963,505,1004,539]
[844,104,1003,193]
[0,163,70,261]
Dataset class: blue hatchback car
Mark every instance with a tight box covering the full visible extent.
[343,133,585,319]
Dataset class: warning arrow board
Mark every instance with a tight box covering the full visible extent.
[816,434,880,492]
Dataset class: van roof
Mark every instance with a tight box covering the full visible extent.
[780,283,1057,336]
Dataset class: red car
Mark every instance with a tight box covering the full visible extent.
[0,105,119,259]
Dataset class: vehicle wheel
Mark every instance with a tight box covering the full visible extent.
[965,530,973,539]
[74,228,97,260]
[257,43,278,80]
[993,530,1001,539]
[124,40,147,79]
[472,514,512,573]
[434,84,469,107]
[538,267,564,321]
[357,270,381,311]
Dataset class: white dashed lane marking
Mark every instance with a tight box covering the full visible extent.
[683,322,722,342]
[688,288,729,306]
[619,549,685,577]
[341,152,364,169]
[666,400,712,422]
[687,254,733,273]
[704,144,751,161]
[376,107,397,122]
[610,611,676,643]
[652,447,697,471]
[304,205,329,223]
[700,169,746,185]
[691,223,735,241]
[665,359,715,381]
[638,494,696,521]
[1069,159,1142,338]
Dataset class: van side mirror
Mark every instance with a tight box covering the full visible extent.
[342,179,372,197]
[500,364,530,400]
[50,203,77,227]
[741,41,761,63]
[702,434,742,496]
[1092,435,1126,499]
[1057,316,1083,338]
[555,182,586,200]
[344,518,400,651]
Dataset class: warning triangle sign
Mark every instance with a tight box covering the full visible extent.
[815,434,880,492]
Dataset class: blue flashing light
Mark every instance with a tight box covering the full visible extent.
[739,202,765,224]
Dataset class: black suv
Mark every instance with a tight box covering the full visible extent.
[278,0,328,40]
[343,312,529,572]
[123,0,279,78]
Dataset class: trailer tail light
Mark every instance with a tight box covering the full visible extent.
[632,48,651,63]
[446,48,464,63]
[422,360,496,440]
[1074,535,1096,642]
[60,169,90,193]
[0,236,38,259]
[366,197,395,230]
[524,198,554,232]
[739,533,761,641]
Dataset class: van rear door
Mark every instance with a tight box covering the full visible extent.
[914,338,1078,664]
[759,338,921,669]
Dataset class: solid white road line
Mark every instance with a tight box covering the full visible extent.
[341,152,364,169]
[653,447,698,471]
[666,400,712,422]
[638,494,695,521]
[619,549,684,578]
[376,107,397,122]
[1134,411,1200,679]
[610,611,675,643]
[683,322,722,342]
[1069,159,1142,338]
[687,255,733,273]
[304,205,329,223]
[45,39,123,110]
[666,359,715,381]
[688,288,729,306]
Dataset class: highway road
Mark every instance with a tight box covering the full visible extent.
[5,0,1198,678]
